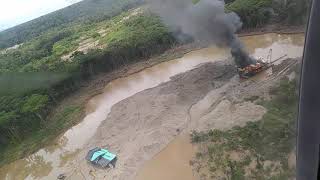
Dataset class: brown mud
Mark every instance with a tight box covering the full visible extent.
[0,33,304,180]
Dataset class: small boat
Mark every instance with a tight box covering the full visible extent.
[238,54,288,79]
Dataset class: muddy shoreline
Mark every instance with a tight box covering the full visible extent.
[238,24,305,37]
[52,29,304,127]
[69,61,239,179]
[28,30,306,156]
[0,32,305,179]
[57,27,305,105]
[67,57,299,180]
[77,28,305,104]
[39,44,201,147]
[136,58,300,180]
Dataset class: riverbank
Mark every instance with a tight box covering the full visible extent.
[46,30,304,151]
[191,61,299,179]
[0,43,201,167]
[66,57,299,180]
[238,24,305,37]
[135,57,300,180]
[0,32,305,178]
[42,30,303,154]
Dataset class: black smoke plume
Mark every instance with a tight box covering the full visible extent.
[146,0,256,68]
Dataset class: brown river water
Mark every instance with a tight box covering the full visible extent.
[0,33,304,180]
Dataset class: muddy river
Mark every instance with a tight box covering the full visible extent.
[0,33,304,180]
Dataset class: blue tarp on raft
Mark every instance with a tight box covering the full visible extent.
[86,147,117,168]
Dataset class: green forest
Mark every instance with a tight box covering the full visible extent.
[0,0,308,165]
[0,0,144,49]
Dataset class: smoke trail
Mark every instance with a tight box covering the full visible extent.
[146,0,256,68]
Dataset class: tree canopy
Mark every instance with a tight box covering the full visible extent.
[22,94,49,114]
[0,0,143,50]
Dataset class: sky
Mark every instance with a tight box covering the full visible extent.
[0,0,82,31]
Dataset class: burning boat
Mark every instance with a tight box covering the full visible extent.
[233,47,287,79]
[146,0,287,79]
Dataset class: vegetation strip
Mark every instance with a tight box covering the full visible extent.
[191,78,297,179]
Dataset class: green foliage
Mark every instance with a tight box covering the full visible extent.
[22,94,49,114]
[103,14,174,57]
[91,32,101,39]
[0,72,70,95]
[0,95,36,146]
[0,30,73,72]
[226,0,273,28]
[52,38,77,57]
[0,111,20,145]
[226,0,310,28]
[0,12,174,74]
[272,0,310,25]
[229,161,246,180]
[192,79,298,179]
[0,105,82,166]
[0,0,144,49]
[0,9,175,163]
[191,131,205,143]
[0,111,17,127]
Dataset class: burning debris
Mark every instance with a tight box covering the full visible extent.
[231,47,256,68]
[146,0,264,77]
